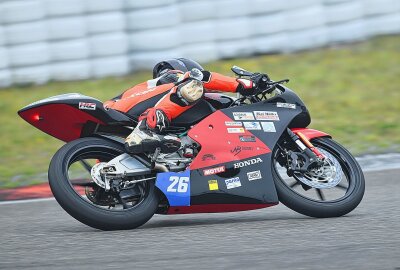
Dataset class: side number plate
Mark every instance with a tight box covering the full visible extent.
[156,170,191,206]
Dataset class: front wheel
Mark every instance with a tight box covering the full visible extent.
[272,137,365,218]
[48,137,159,230]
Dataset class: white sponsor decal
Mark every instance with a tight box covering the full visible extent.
[247,170,262,181]
[227,127,245,133]
[243,122,261,130]
[225,121,242,126]
[277,102,296,109]
[225,177,242,189]
[203,166,226,176]
[239,135,256,142]
[261,122,276,132]
[233,112,255,120]
[254,111,279,121]
[79,102,96,110]
[234,157,263,169]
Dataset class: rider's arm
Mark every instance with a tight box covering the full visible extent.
[199,71,254,94]
[202,72,239,93]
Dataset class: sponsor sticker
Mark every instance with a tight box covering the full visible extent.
[202,154,216,161]
[254,111,279,121]
[225,121,242,126]
[239,135,256,142]
[234,157,263,169]
[233,112,255,121]
[203,166,225,176]
[247,170,262,181]
[261,122,276,132]
[231,146,253,156]
[225,177,242,189]
[227,127,245,133]
[277,102,296,109]
[208,180,219,191]
[79,102,96,110]
[243,122,261,130]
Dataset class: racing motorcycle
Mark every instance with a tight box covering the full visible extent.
[18,66,365,230]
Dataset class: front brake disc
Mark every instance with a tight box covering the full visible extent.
[293,148,343,189]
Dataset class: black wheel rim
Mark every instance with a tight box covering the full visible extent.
[64,144,151,212]
[273,139,357,203]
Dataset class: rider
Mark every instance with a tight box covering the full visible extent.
[103,58,260,154]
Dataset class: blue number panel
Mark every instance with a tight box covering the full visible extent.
[155,170,191,206]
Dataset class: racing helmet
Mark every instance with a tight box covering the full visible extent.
[152,58,204,78]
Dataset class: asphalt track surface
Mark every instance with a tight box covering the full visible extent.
[0,169,399,270]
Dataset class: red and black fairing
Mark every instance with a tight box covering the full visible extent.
[167,87,330,214]
[19,89,330,215]
[18,93,134,142]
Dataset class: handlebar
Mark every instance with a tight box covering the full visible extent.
[231,65,289,94]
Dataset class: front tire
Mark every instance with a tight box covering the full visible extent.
[272,137,365,218]
[48,137,159,230]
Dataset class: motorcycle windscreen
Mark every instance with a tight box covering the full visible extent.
[18,103,104,142]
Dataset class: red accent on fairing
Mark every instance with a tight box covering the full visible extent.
[166,203,277,214]
[291,128,331,140]
[19,104,104,142]
[188,111,271,170]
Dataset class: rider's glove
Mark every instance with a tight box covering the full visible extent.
[236,73,270,96]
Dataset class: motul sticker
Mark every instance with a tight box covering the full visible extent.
[277,102,296,109]
[233,112,255,120]
[225,177,241,189]
[225,121,242,126]
[227,127,245,133]
[261,122,276,132]
[254,111,279,121]
[79,102,96,110]
[243,122,261,130]
[247,170,262,181]
[203,166,225,176]
[208,180,219,191]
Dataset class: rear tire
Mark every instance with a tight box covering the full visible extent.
[48,137,159,230]
[272,137,365,218]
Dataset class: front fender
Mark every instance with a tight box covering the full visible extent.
[291,128,331,140]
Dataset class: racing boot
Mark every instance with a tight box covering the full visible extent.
[125,120,181,154]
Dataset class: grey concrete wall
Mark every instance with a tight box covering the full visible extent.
[0,0,399,87]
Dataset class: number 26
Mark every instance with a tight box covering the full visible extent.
[167,176,189,193]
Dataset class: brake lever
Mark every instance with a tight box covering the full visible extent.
[270,79,290,85]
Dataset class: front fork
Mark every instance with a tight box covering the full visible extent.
[285,128,325,176]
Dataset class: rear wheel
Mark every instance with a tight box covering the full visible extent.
[272,137,365,218]
[48,137,159,230]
